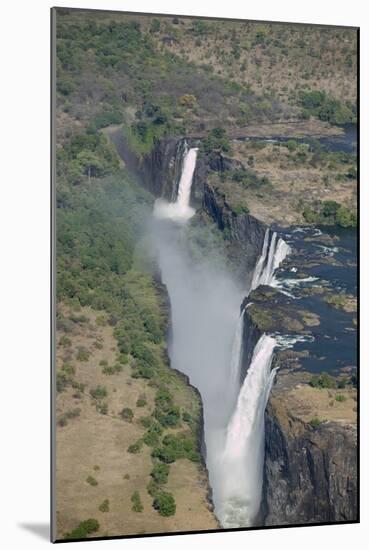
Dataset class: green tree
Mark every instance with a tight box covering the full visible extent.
[120,407,134,422]
[153,491,176,516]
[64,518,100,539]
[150,463,170,484]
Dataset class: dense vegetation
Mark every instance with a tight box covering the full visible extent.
[64,518,100,540]
[56,9,356,158]
[56,110,205,527]
[302,199,357,228]
[298,90,356,125]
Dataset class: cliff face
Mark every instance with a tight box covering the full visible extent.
[108,129,357,528]
[239,305,262,386]
[242,288,358,527]
[154,270,216,518]
[262,394,357,525]
[108,130,267,285]
[108,129,183,199]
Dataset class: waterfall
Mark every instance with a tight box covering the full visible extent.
[250,228,270,291]
[153,142,287,530]
[251,229,291,290]
[216,334,277,528]
[153,145,198,222]
[227,310,245,409]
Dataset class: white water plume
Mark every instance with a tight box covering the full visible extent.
[251,229,291,291]
[214,334,277,528]
[152,145,289,530]
[227,310,245,408]
[273,332,315,350]
[153,146,198,222]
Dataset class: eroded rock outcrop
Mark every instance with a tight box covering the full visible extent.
[243,286,358,526]
[261,378,357,525]
[108,130,267,285]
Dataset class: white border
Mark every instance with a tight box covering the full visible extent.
[2,1,367,549]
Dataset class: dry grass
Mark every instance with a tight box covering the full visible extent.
[55,304,217,539]
[211,141,357,226]
[270,370,357,431]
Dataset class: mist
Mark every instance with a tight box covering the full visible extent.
[147,145,289,528]
[152,219,245,427]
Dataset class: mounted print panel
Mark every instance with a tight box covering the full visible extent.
[51,7,358,542]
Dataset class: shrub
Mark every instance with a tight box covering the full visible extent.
[233,204,250,215]
[201,128,231,154]
[57,416,68,427]
[335,205,357,228]
[153,405,180,428]
[286,139,298,152]
[182,411,192,423]
[136,395,147,407]
[118,353,129,364]
[92,110,123,130]
[120,408,134,422]
[308,417,322,429]
[131,491,143,512]
[127,440,143,454]
[335,394,347,402]
[59,335,72,347]
[309,373,336,389]
[140,416,155,429]
[321,200,340,218]
[298,90,356,125]
[152,433,200,463]
[86,476,98,487]
[153,388,181,428]
[90,385,107,400]
[131,364,154,380]
[147,478,159,497]
[64,518,100,539]
[151,446,177,463]
[98,499,110,513]
[302,201,356,228]
[102,363,123,375]
[149,18,161,33]
[178,94,197,109]
[151,463,170,485]
[302,206,320,224]
[56,372,69,393]
[143,430,160,447]
[76,347,90,362]
[57,408,81,427]
[61,363,75,376]
[153,491,176,517]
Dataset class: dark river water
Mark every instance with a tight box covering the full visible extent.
[274,225,357,376]
[236,123,357,154]
[265,123,357,376]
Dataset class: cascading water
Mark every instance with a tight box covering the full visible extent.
[154,145,198,222]
[227,310,245,409]
[153,144,289,530]
[214,334,277,528]
[251,228,291,290]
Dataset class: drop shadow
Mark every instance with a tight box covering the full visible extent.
[18,523,49,541]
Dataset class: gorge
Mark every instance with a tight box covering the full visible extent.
[53,11,358,540]
[145,140,293,528]
[109,129,357,529]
